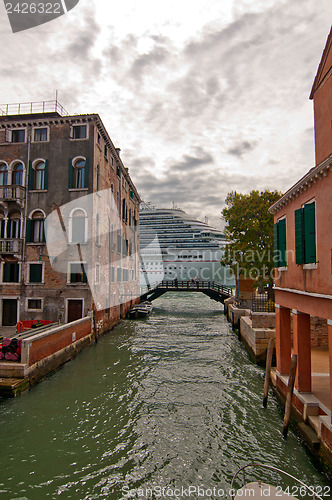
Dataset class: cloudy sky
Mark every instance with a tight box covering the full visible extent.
[0,0,331,228]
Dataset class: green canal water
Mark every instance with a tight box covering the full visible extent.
[0,293,331,499]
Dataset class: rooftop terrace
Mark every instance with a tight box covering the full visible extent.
[0,99,69,118]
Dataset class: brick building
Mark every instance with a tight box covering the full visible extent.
[0,100,140,327]
[270,28,332,456]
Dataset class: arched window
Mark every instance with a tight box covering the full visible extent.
[26,210,45,243]
[0,163,8,186]
[74,159,86,189]
[34,161,45,190]
[12,162,24,186]
[7,210,21,239]
[71,209,87,243]
[31,210,45,243]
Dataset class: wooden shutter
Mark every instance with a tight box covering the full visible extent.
[44,160,49,190]
[68,158,74,188]
[28,161,34,190]
[274,223,279,267]
[29,263,42,283]
[295,208,304,265]
[84,157,89,188]
[304,202,316,264]
[278,218,287,267]
[26,219,33,242]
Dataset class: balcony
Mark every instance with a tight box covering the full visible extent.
[0,239,23,254]
[0,185,25,203]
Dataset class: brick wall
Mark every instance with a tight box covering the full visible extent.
[26,317,91,366]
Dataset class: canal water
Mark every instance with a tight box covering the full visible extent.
[0,293,331,500]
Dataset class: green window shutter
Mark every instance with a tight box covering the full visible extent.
[84,157,89,188]
[274,223,279,267]
[3,263,10,282]
[26,219,33,243]
[304,202,316,264]
[68,158,74,189]
[0,220,5,238]
[28,161,34,190]
[295,208,304,265]
[41,220,46,243]
[278,218,287,267]
[29,263,42,283]
[44,160,48,190]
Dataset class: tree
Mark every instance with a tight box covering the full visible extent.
[221,189,282,295]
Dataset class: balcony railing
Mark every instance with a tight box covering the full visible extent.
[0,239,23,254]
[0,185,25,202]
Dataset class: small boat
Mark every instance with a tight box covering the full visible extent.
[231,464,324,500]
[128,301,153,319]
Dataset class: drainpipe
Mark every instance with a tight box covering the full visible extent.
[20,125,31,318]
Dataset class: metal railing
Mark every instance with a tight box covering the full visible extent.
[0,100,69,117]
[230,463,323,500]
[157,280,234,296]
[251,294,275,312]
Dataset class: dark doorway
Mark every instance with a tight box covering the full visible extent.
[2,299,18,326]
[67,299,83,323]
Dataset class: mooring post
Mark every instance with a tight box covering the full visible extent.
[282,354,297,438]
[263,338,274,407]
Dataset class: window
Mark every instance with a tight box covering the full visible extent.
[71,209,87,243]
[26,211,45,243]
[110,184,115,210]
[34,127,48,142]
[28,160,48,190]
[3,262,19,283]
[28,263,43,283]
[12,162,24,186]
[96,164,100,191]
[96,214,100,245]
[295,201,316,265]
[69,262,87,283]
[97,132,101,146]
[104,145,108,159]
[69,158,89,189]
[95,263,100,284]
[11,129,25,143]
[117,267,122,282]
[0,164,8,186]
[274,218,287,267]
[7,211,21,239]
[27,298,42,311]
[71,125,87,139]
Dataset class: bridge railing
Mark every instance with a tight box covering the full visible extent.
[158,280,234,297]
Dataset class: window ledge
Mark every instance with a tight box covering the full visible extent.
[26,242,45,245]
[69,137,89,141]
[277,266,287,271]
[26,282,45,286]
[303,263,318,270]
[66,282,88,286]
[68,188,89,192]
[28,190,48,193]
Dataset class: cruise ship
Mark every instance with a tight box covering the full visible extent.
[139,205,234,287]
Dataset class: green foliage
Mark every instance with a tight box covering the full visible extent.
[221,189,282,286]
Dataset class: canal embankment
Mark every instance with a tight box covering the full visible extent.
[224,297,332,478]
[0,308,125,397]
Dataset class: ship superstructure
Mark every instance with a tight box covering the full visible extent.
[139,204,233,287]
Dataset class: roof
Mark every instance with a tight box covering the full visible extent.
[309,26,332,100]
[269,154,332,214]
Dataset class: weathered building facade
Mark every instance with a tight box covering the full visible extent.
[0,101,140,327]
[270,28,332,461]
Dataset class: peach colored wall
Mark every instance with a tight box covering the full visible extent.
[313,52,332,164]
[274,170,332,301]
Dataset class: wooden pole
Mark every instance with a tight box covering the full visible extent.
[263,338,274,407]
[282,354,297,438]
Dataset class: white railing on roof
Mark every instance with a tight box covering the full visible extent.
[0,100,69,117]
